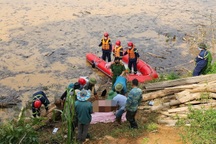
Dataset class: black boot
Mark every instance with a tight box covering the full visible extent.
[115,117,121,125]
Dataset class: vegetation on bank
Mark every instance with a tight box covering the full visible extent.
[178,108,216,144]
[0,109,159,143]
[1,60,216,144]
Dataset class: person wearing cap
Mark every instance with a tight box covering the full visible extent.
[125,79,142,129]
[124,42,140,74]
[190,42,213,76]
[99,32,112,62]
[110,57,126,85]
[32,91,50,117]
[107,90,117,100]
[113,76,127,95]
[83,77,98,99]
[60,82,82,101]
[112,83,127,125]
[75,89,93,143]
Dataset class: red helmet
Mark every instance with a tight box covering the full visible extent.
[115,40,121,46]
[104,32,109,37]
[128,42,133,47]
[78,78,86,86]
[34,100,42,108]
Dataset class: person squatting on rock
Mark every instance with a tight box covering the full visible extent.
[60,82,82,101]
[98,32,112,62]
[113,40,124,60]
[112,83,127,125]
[190,42,212,76]
[75,89,93,143]
[110,57,126,86]
[124,42,140,74]
[32,91,50,117]
[83,77,98,99]
[125,79,142,129]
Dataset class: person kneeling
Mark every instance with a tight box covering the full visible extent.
[113,83,127,125]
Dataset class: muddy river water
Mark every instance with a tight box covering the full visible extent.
[0,0,216,121]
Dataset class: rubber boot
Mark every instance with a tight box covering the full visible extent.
[115,117,121,125]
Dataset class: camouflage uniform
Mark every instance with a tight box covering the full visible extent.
[110,62,125,85]
[125,87,142,128]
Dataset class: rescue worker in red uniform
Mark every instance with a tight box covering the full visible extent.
[124,42,140,74]
[99,32,112,62]
[113,40,124,60]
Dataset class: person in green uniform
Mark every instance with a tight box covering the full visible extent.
[110,57,126,85]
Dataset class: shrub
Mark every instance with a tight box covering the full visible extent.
[0,120,39,144]
[179,108,216,144]
[207,61,216,74]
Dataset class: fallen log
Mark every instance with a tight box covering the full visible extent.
[143,82,216,102]
[150,100,181,111]
[168,102,216,113]
[209,93,216,99]
[165,83,207,91]
[142,89,180,101]
[160,111,187,118]
[189,85,216,93]
[175,91,201,103]
[185,99,216,105]
[185,100,203,105]
[143,74,216,91]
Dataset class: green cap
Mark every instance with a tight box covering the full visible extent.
[89,77,97,85]
[115,83,123,92]
[198,42,207,49]
[107,90,117,100]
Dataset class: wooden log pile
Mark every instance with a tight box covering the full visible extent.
[139,74,216,126]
